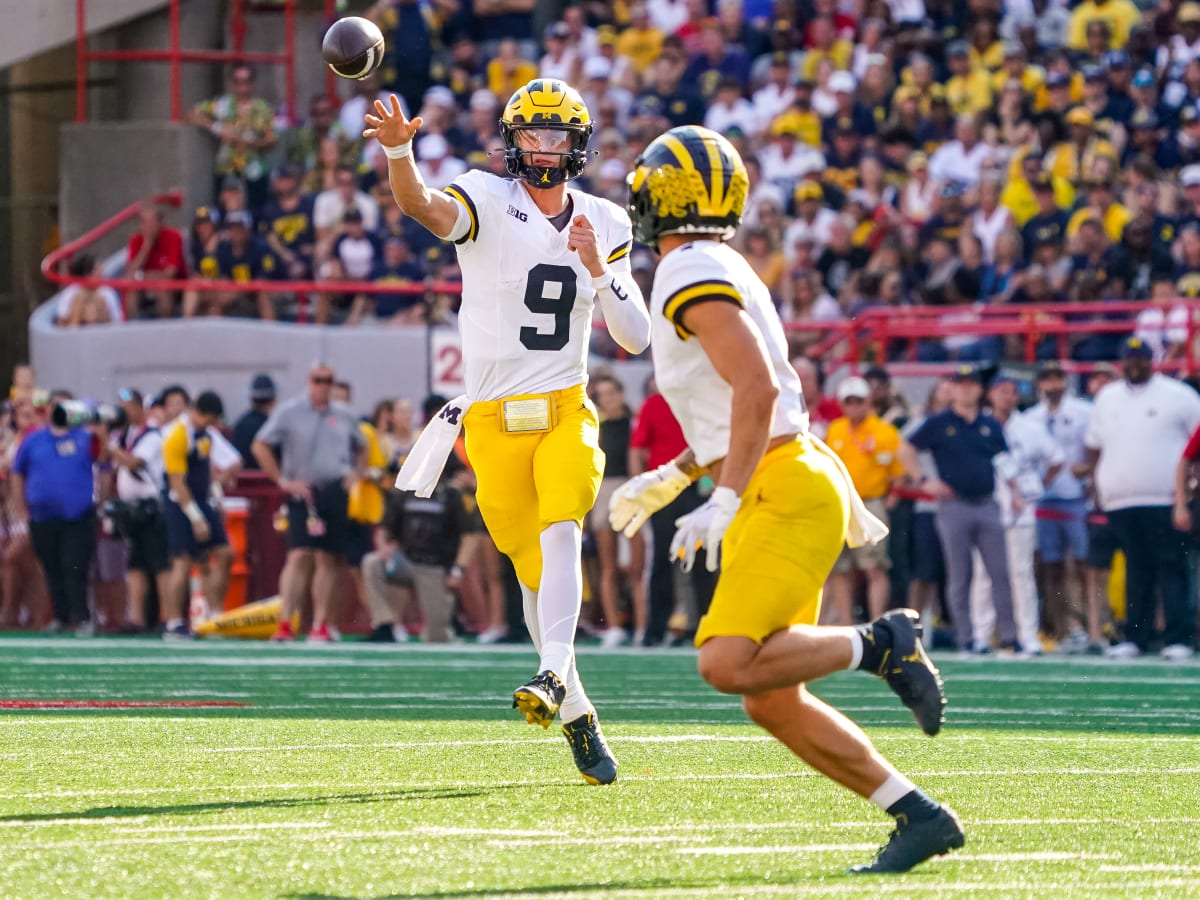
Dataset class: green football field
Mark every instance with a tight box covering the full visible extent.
[1,638,1198,899]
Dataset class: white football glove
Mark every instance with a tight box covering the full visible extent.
[608,461,692,538]
[669,486,741,573]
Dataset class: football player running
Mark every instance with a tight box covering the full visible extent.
[364,80,650,785]
[610,125,964,873]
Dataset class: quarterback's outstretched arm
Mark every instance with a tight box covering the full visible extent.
[363,95,463,241]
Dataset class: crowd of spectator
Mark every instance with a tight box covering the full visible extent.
[41,0,1200,358]
[1,352,1197,659]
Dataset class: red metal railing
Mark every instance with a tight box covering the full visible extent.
[42,194,1200,371]
[798,301,1200,374]
[40,191,461,324]
[75,0,299,125]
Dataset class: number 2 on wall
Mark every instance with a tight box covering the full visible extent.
[520,263,577,351]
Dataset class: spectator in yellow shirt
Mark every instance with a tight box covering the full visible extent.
[1067,0,1142,50]
[945,41,993,115]
[1000,149,1076,227]
[801,16,852,81]
[822,377,906,626]
[486,39,538,102]
[991,43,1045,98]
[1067,179,1132,243]
[1046,106,1118,186]
[614,3,663,76]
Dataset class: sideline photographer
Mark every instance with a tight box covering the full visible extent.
[106,389,169,632]
[10,397,104,634]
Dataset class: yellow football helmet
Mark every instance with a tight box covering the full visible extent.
[500,79,593,189]
[627,125,749,249]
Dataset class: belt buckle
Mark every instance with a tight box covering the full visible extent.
[501,396,554,433]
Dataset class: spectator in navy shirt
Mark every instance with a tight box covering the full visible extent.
[358,237,427,325]
[10,402,101,635]
[683,22,750,100]
[184,210,276,319]
[258,165,316,281]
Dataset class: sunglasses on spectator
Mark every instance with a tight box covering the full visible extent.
[310,375,334,385]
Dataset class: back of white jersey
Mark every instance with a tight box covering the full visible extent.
[649,241,808,466]
[444,170,634,401]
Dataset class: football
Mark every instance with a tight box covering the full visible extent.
[321,16,385,81]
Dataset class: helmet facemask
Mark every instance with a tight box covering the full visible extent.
[500,122,592,189]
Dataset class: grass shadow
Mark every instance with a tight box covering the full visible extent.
[0,786,506,822]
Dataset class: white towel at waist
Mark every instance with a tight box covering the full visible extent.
[395,394,472,498]
[807,433,890,547]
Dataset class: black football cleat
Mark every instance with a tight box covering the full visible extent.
[561,711,618,785]
[847,806,965,874]
[512,669,566,728]
[868,609,947,736]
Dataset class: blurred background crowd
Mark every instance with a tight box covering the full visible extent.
[54,0,1200,358]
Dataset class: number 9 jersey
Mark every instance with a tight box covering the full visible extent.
[442,169,636,401]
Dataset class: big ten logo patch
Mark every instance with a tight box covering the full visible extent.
[506,204,529,222]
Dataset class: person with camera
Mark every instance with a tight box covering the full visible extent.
[105,388,170,632]
[10,399,103,635]
[251,364,364,643]
[362,452,482,644]
[161,391,235,639]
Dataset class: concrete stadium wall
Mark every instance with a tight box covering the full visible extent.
[0,0,169,70]
[30,300,656,424]
[60,122,217,261]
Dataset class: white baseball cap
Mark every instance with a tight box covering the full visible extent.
[583,56,613,80]
[417,133,449,160]
[1183,164,1200,187]
[837,376,871,401]
[829,70,857,93]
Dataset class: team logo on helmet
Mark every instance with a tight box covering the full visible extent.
[627,126,748,249]
[500,79,593,189]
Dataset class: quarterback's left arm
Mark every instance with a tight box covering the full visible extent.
[567,216,650,354]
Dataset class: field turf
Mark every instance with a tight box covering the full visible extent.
[1,637,1198,899]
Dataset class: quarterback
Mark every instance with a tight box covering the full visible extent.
[365,80,650,785]
[610,125,963,873]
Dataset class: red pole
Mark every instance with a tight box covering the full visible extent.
[75,0,87,122]
[285,0,297,127]
[169,0,182,122]
[232,0,246,57]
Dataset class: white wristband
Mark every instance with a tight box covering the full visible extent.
[382,141,413,160]
[184,501,204,525]
[592,269,612,291]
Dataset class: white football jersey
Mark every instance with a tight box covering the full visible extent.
[649,240,809,466]
[444,170,635,401]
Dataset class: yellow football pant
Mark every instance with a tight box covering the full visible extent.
[695,435,850,646]
[464,384,603,591]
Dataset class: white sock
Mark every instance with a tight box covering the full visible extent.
[847,631,864,670]
[558,655,593,723]
[868,773,918,812]
[536,521,583,677]
[519,583,542,654]
[522,580,590,719]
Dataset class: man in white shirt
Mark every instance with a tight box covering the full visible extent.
[704,77,759,136]
[313,164,380,258]
[928,114,993,188]
[1023,362,1094,651]
[758,126,826,200]
[1084,337,1200,661]
[751,54,796,134]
